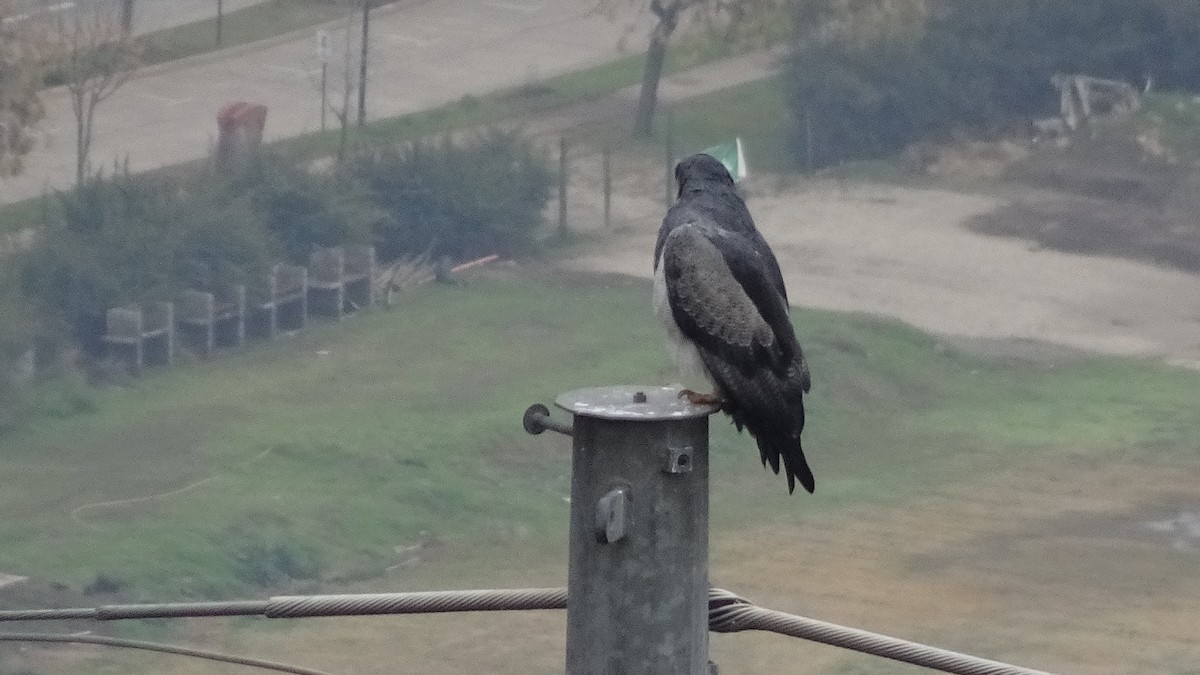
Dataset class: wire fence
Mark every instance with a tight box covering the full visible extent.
[1,586,1054,675]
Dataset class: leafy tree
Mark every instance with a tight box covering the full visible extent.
[226,154,380,264]
[908,0,1169,131]
[21,169,274,349]
[596,0,783,137]
[786,0,1200,167]
[348,130,552,260]
[787,0,927,166]
[0,0,47,177]
[0,265,35,429]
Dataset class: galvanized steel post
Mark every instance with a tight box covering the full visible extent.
[553,385,719,675]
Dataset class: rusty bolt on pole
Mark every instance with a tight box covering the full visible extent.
[526,385,719,674]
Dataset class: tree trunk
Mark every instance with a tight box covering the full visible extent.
[357,0,370,126]
[120,0,135,33]
[633,6,680,138]
[75,116,86,186]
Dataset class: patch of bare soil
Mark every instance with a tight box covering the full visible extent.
[970,195,1200,274]
[707,458,1200,674]
[558,156,1200,369]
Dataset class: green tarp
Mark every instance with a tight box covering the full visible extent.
[702,137,748,183]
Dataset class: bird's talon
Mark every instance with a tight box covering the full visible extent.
[678,389,721,406]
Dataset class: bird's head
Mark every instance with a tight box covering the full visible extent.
[674,153,735,197]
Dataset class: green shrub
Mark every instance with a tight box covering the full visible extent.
[348,129,553,260]
[21,169,275,350]
[228,533,324,589]
[0,269,35,431]
[786,0,1200,166]
[225,154,381,264]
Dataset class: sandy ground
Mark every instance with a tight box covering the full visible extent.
[561,159,1200,369]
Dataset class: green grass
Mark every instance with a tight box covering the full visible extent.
[138,0,349,67]
[0,193,58,239]
[1137,91,1200,166]
[276,38,744,159]
[2,270,1200,601]
[665,76,793,171]
[571,75,798,172]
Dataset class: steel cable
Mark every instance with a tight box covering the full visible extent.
[1,587,1054,674]
[0,632,334,675]
[707,589,1054,675]
[266,587,568,618]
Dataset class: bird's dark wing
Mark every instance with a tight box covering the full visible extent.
[661,221,814,493]
[660,221,809,389]
[660,222,786,374]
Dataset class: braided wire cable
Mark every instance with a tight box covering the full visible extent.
[1,587,1055,674]
[0,608,97,621]
[266,587,568,618]
[0,632,334,675]
[707,589,1054,675]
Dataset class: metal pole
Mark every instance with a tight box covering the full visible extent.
[804,104,815,173]
[320,62,328,132]
[216,0,223,47]
[357,0,370,126]
[664,109,674,208]
[558,137,568,236]
[554,385,718,675]
[602,148,611,229]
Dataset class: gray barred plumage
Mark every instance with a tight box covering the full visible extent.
[653,153,814,494]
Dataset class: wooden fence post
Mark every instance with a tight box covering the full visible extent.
[602,148,612,230]
[663,109,674,208]
[559,137,569,237]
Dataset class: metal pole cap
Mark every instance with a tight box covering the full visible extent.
[555,385,720,421]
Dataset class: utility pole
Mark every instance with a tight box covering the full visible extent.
[525,386,719,674]
[357,0,371,126]
[216,0,224,46]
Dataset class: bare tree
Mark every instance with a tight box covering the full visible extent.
[0,0,47,177]
[598,0,781,137]
[51,0,141,184]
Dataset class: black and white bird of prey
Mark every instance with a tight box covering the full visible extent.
[653,153,814,494]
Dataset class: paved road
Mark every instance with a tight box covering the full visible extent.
[5,0,651,203]
[4,0,271,36]
[132,0,272,35]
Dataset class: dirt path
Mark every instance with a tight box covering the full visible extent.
[562,167,1200,368]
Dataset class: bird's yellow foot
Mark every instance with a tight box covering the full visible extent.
[678,389,721,406]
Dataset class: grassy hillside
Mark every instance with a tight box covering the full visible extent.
[2,267,1200,673]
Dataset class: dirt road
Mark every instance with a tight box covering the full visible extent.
[563,167,1200,368]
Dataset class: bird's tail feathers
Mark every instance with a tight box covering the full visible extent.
[757,434,814,495]
[783,440,815,495]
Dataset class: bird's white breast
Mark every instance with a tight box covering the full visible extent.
[653,255,713,387]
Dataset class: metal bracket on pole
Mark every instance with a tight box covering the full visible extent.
[594,486,629,544]
[549,385,719,675]
[665,445,694,474]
